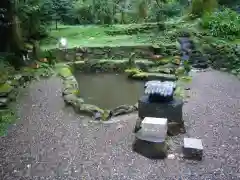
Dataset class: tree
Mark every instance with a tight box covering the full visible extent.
[0,0,25,68]
[41,0,74,29]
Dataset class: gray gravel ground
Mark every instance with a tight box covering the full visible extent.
[0,70,240,180]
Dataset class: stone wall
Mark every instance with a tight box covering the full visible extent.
[50,46,154,62]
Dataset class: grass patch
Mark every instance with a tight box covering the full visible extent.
[41,24,155,50]
[0,109,16,136]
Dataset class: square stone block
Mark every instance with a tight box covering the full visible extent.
[141,117,168,138]
[183,138,203,160]
[138,95,183,123]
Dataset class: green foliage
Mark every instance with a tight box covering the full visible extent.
[72,1,94,24]
[16,0,49,39]
[189,0,218,18]
[0,109,16,136]
[35,63,55,78]
[201,9,240,39]
[0,57,15,84]
[158,2,183,17]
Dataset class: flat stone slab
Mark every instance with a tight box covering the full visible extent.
[183,138,203,160]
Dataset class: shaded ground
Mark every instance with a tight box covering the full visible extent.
[0,70,240,179]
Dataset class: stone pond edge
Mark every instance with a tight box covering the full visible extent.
[56,64,138,121]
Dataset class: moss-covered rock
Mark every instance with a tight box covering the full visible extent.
[154,58,172,65]
[174,86,185,99]
[70,59,157,73]
[77,104,110,120]
[110,105,136,117]
[62,87,80,96]
[125,68,142,77]
[63,94,84,106]
[0,83,14,97]
[171,58,181,65]
[132,72,177,81]
[148,67,172,74]
[58,67,72,78]
[175,67,186,77]
[0,97,9,107]
[63,76,78,89]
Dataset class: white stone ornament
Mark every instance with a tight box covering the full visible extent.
[58,37,68,49]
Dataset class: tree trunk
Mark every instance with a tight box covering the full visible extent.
[55,20,58,30]
[0,0,25,68]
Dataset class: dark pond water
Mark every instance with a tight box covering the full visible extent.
[73,73,145,109]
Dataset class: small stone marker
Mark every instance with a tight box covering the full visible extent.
[141,117,168,138]
[58,37,68,49]
[183,138,203,160]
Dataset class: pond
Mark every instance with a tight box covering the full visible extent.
[73,73,145,109]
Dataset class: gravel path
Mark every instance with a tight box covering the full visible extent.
[0,70,240,180]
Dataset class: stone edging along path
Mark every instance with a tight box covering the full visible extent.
[56,64,138,122]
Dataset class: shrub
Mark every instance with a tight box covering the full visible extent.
[0,56,15,84]
[189,0,218,18]
[201,8,240,39]
[160,2,183,17]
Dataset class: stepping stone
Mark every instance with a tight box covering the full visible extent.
[183,138,203,160]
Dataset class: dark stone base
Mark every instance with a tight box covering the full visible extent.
[148,94,173,103]
[132,138,168,159]
[138,96,183,122]
[192,62,209,69]
[183,147,203,161]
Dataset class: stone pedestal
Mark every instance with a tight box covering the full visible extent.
[138,95,183,122]
[135,95,184,135]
